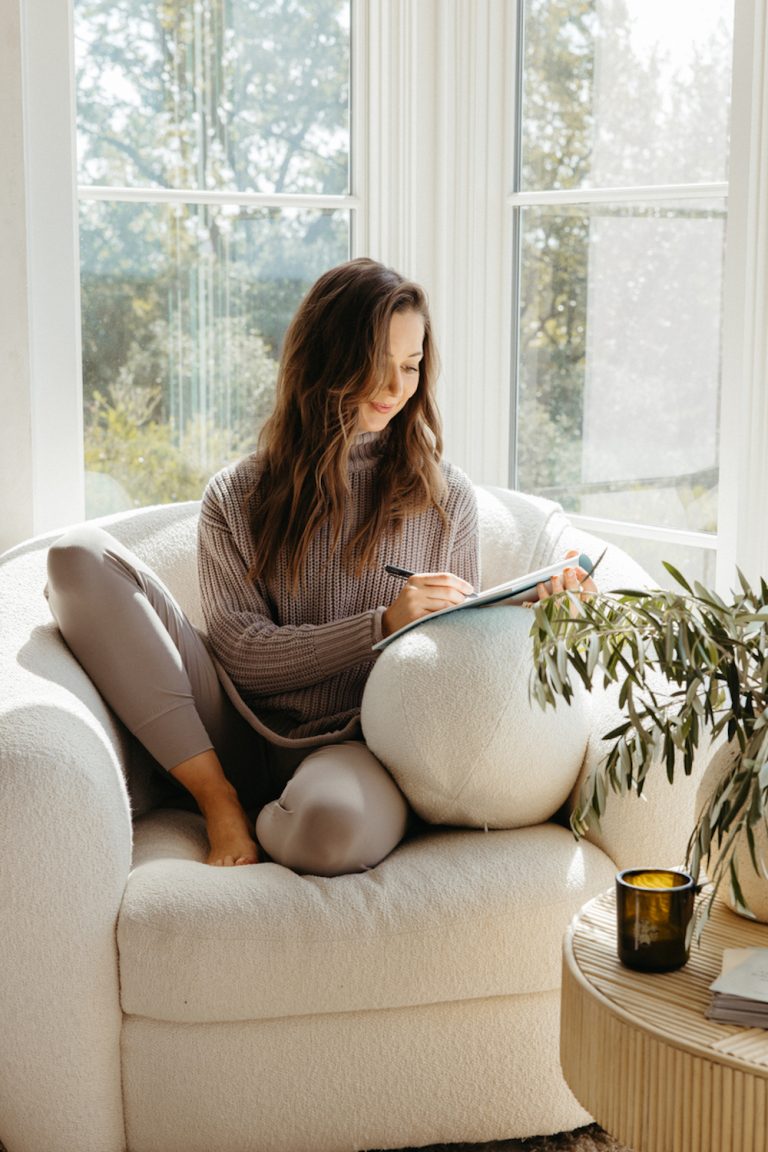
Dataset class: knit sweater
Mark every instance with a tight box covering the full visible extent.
[197,430,480,748]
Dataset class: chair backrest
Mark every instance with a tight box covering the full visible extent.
[0,483,613,633]
[91,487,569,607]
[101,501,204,625]
[0,502,207,817]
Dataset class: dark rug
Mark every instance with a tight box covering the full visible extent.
[373,1126,632,1151]
[0,1123,633,1151]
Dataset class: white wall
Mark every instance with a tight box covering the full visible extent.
[359,0,515,488]
[1,0,84,555]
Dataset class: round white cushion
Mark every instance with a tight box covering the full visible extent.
[361,606,592,828]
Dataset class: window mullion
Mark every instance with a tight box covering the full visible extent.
[568,515,718,552]
[509,182,729,208]
[78,187,360,211]
[350,0,369,257]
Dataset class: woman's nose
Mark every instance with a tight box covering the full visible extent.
[385,363,402,395]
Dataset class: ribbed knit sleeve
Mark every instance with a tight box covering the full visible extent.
[445,469,480,589]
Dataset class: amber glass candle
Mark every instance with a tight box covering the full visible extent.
[615,868,695,972]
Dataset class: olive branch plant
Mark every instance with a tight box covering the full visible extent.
[529,563,768,931]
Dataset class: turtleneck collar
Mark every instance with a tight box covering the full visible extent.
[348,429,388,471]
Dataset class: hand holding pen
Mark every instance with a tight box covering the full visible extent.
[381,565,476,639]
[384,548,604,624]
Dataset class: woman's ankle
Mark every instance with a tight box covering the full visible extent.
[169,749,240,815]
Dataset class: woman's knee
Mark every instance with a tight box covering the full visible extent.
[46,527,139,648]
[297,792,374,875]
[46,526,112,599]
[256,744,409,877]
[256,792,370,876]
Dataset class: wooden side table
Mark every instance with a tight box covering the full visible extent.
[561,889,768,1152]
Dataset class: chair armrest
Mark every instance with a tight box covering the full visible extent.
[568,677,712,870]
[0,679,131,1151]
[524,513,707,869]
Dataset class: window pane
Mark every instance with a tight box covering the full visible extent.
[75,0,351,195]
[515,200,725,533]
[80,201,350,515]
[520,0,733,192]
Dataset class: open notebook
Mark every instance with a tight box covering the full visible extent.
[373,552,595,651]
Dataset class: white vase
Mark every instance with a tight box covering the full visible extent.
[696,741,768,923]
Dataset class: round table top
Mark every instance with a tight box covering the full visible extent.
[561,888,768,1152]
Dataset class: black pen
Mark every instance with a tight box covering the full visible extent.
[385,564,478,600]
[582,547,608,583]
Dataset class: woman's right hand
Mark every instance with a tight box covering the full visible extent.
[382,572,475,638]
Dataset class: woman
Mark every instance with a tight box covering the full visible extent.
[46,258,591,876]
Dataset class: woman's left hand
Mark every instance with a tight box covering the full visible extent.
[535,550,597,603]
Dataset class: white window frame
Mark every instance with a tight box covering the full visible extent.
[3,0,768,593]
[2,0,84,552]
[366,0,765,592]
[507,175,729,576]
[506,3,728,588]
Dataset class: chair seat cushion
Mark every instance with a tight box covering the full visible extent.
[117,808,616,1024]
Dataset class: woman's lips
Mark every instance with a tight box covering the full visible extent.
[370,402,395,413]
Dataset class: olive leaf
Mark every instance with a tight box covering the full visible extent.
[528,566,768,924]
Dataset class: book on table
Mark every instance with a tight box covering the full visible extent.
[708,948,768,1027]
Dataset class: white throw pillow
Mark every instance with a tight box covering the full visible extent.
[361,606,591,828]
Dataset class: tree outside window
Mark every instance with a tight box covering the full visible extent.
[75,0,352,515]
[513,0,732,586]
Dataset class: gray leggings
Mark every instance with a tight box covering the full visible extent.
[45,526,409,877]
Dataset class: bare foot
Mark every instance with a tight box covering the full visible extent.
[205,792,260,866]
[169,749,260,867]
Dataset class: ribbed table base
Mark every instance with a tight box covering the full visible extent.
[561,892,768,1152]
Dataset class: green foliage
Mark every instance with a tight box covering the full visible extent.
[75,0,350,513]
[530,566,768,923]
[84,315,278,508]
[518,0,596,496]
[75,0,350,194]
[516,0,732,527]
[73,0,732,525]
[85,386,209,508]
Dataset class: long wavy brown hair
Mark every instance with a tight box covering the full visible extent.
[245,258,446,590]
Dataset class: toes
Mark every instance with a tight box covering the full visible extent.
[209,851,259,867]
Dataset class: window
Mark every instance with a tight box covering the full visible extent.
[5,0,766,583]
[74,0,353,515]
[510,0,733,587]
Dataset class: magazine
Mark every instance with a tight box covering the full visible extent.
[708,948,768,1027]
[373,551,595,651]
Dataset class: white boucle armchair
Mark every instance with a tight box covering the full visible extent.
[0,486,706,1152]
